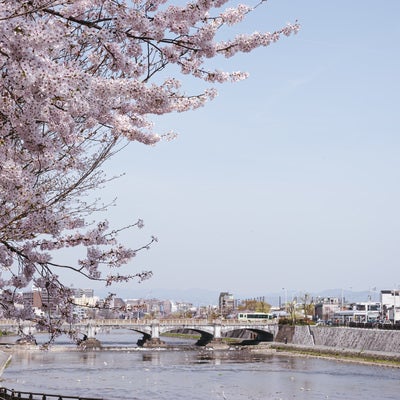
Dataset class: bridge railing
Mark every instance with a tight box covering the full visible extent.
[0,318,279,330]
[0,387,102,400]
[82,318,278,326]
[82,318,213,326]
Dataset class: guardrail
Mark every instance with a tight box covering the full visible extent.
[77,318,277,326]
[343,321,400,330]
[0,387,103,400]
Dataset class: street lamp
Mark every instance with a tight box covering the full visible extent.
[341,288,344,310]
[282,288,288,314]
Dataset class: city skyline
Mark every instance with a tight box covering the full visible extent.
[65,285,383,308]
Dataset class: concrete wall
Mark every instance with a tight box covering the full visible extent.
[292,325,315,346]
[290,325,400,353]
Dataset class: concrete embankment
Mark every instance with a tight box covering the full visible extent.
[268,324,400,364]
[247,325,400,366]
[289,325,400,353]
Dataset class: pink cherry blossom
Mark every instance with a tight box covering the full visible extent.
[0,0,298,329]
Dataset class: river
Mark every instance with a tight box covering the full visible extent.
[0,331,399,400]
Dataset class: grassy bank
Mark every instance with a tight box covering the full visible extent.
[161,332,242,344]
[161,332,201,340]
[267,343,400,367]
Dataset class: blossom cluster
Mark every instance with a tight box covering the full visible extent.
[0,0,298,325]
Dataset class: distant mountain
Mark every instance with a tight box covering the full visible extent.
[312,288,380,303]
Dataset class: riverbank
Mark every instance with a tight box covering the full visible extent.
[252,342,400,368]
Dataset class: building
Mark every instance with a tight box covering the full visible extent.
[71,288,94,298]
[218,292,235,317]
[22,287,59,317]
[124,298,192,318]
[314,297,340,321]
[125,299,147,319]
[22,288,42,310]
[71,293,99,320]
[381,290,400,322]
[161,300,174,315]
[333,302,381,323]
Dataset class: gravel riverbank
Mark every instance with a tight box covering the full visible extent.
[251,342,400,368]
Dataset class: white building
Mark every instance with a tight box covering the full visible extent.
[333,302,381,323]
[381,290,400,323]
[71,293,99,320]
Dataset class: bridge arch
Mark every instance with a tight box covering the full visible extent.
[221,327,274,342]
[158,326,214,336]
[128,327,152,336]
[159,327,215,346]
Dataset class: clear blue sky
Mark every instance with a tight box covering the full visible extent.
[66,0,400,301]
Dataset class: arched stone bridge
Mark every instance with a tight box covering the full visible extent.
[74,319,279,347]
[0,319,279,347]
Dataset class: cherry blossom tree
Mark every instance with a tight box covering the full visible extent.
[0,0,299,325]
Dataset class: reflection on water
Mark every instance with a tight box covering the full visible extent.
[141,352,161,364]
[1,331,399,400]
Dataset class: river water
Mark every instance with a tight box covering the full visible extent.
[0,331,399,400]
